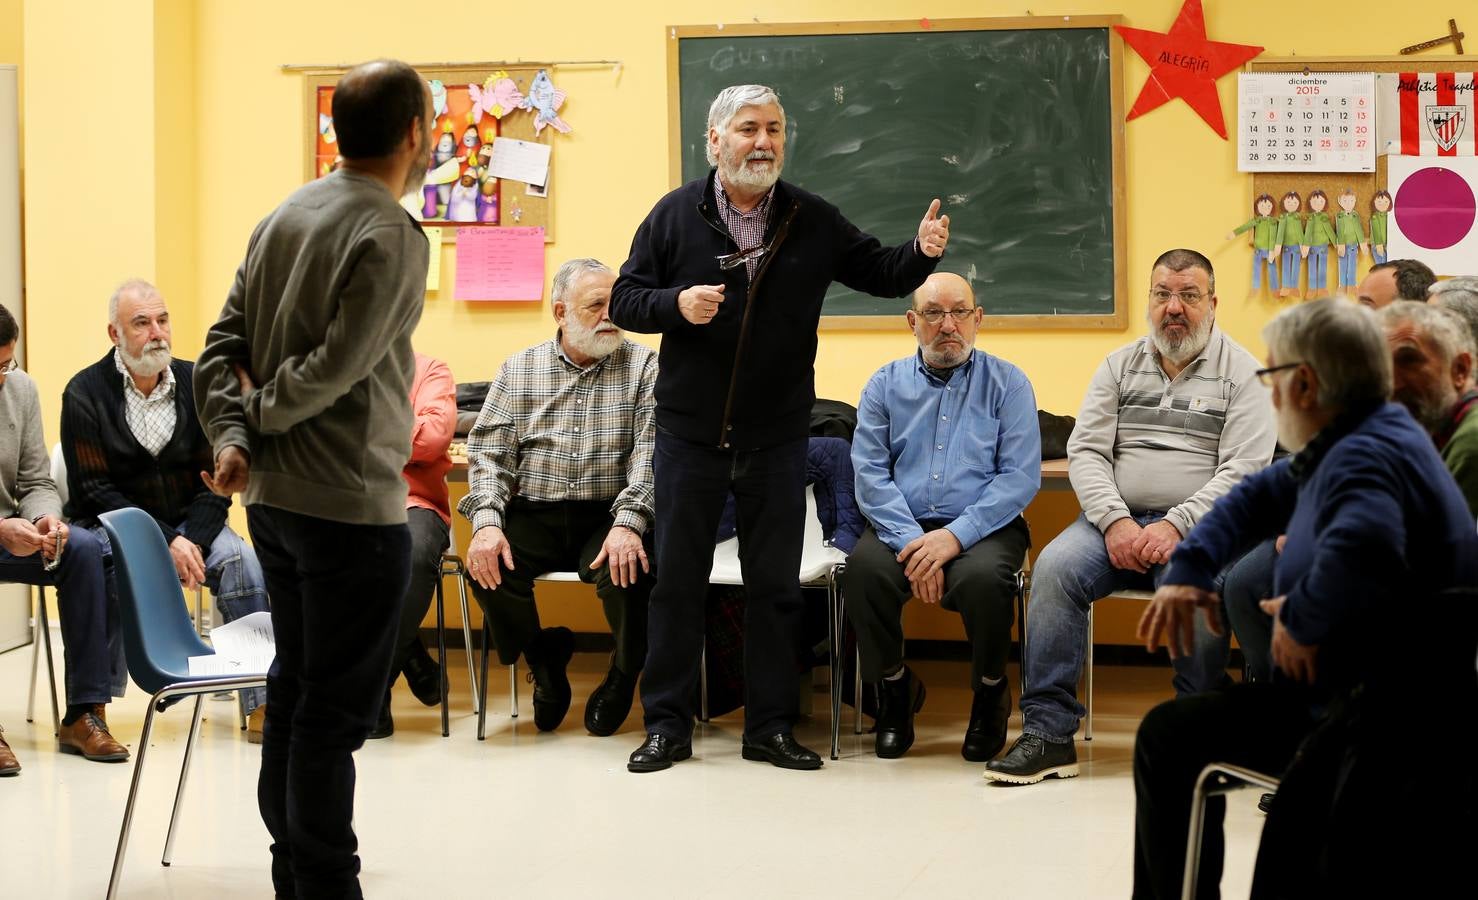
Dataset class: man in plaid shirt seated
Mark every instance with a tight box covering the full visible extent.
[460,258,657,737]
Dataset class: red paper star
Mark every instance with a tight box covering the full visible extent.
[1115,0,1263,139]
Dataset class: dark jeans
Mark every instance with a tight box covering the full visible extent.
[643,429,808,742]
[246,505,410,900]
[843,519,1029,687]
[469,498,651,674]
[1220,538,1277,682]
[391,507,450,677]
[1132,682,1315,900]
[0,526,112,707]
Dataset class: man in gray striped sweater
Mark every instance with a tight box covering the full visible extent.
[985,249,1277,785]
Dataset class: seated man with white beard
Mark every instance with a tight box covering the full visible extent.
[985,249,1277,785]
[61,278,271,726]
[461,258,657,736]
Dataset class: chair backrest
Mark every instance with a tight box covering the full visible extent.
[50,443,68,508]
[98,507,214,695]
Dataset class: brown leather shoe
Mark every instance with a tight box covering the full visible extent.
[58,705,130,762]
[0,730,20,776]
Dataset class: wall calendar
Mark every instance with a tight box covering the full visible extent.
[1237,72,1376,172]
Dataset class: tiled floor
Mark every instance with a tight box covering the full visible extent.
[2,640,1267,899]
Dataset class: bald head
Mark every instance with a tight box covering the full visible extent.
[908,272,980,369]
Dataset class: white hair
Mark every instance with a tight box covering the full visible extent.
[1431,284,1478,353]
[704,85,785,166]
[1381,300,1476,365]
[550,258,612,309]
[1263,299,1391,413]
[109,278,160,328]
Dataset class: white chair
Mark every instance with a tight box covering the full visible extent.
[1182,762,1282,899]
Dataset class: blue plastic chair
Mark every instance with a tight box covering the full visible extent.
[99,507,268,900]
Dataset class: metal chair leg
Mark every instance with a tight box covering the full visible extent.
[477,621,491,741]
[698,644,709,723]
[162,695,207,866]
[1183,764,1282,900]
[509,660,519,717]
[237,692,247,732]
[1016,569,1030,693]
[828,569,843,760]
[107,691,163,900]
[39,594,60,736]
[1085,603,1094,742]
[27,587,42,723]
[453,568,480,715]
[435,571,449,738]
[853,644,864,735]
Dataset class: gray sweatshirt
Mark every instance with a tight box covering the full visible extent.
[0,370,63,522]
[1067,329,1276,537]
[195,169,429,526]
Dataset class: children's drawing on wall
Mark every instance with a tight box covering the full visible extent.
[1274,191,1305,299]
[1335,187,1364,294]
[1369,190,1392,265]
[1304,189,1335,299]
[1228,193,1279,298]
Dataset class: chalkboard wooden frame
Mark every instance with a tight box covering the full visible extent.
[667,16,1128,330]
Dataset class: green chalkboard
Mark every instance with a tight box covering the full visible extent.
[669,18,1127,329]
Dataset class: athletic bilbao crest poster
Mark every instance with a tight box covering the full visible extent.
[1428,106,1466,152]
[1377,72,1478,156]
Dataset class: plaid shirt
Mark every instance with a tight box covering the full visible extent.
[458,336,658,534]
[713,172,774,278]
[114,349,177,456]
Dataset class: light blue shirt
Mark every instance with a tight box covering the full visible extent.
[853,348,1041,553]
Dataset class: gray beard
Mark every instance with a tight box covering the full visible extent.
[120,343,171,378]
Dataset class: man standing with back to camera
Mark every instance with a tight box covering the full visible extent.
[195,59,432,898]
[610,83,951,773]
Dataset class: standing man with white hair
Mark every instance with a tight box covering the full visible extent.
[611,83,950,772]
[986,249,1277,785]
[460,257,657,737]
[61,278,270,728]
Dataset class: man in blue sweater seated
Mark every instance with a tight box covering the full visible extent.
[1131,298,1478,899]
[844,272,1040,762]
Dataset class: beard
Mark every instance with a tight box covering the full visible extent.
[402,129,434,197]
[563,315,623,361]
[119,339,172,378]
[1150,311,1214,367]
[718,141,783,193]
[1396,383,1458,433]
[921,334,971,369]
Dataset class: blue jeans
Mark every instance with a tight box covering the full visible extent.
[1338,242,1360,290]
[1308,245,1329,292]
[0,526,113,707]
[1280,247,1301,293]
[1020,514,1230,742]
[85,521,270,713]
[1220,538,1277,682]
[1251,249,1278,291]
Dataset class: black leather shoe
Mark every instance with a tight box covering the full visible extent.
[584,665,638,736]
[983,733,1078,784]
[1258,792,1276,814]
[402,643,443,707]
[627,732,692,773]
[527,626,575,732]
[741,732,823,770]
[368,691,393,739]
[961,678,1011,762]
[874,666,926,759]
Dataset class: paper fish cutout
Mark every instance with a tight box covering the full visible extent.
[428,80,449,117]
[519,69,571,134]
[472,72,524,120]
[318,113,336,145]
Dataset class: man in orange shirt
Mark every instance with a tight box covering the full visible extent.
[372,352,456,737]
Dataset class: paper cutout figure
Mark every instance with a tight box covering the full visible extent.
[1228,193,1280,298]
[318,113,336,145]
[520,69,572,135]
[423,129,458,218]
[1369,190,1392,265]
[1273,192,1308,299]
[1115,0,1264,139]
[1334,188,1365,293]
[472,72,524,120]
[447,169,480,222]
[1303,190,1336,299]
[428,80,449,118]
[477,176,499,223]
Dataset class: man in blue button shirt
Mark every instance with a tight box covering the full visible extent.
[844,272,1040,761]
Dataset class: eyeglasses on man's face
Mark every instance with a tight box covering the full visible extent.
[1254,361,1305,386]
[916,307,979,325]
[1149,289,1207,307]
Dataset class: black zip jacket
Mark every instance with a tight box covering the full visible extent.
[610,173,938,450]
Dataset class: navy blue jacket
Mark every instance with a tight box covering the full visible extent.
[1165,402,1478,687]
[715,436,863,552]
[609,173,937,450]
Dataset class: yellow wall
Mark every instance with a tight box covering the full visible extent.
[0,0,19,65]
[20,0,1443,643]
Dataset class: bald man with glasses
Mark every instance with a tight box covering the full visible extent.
[844,273,1040,761]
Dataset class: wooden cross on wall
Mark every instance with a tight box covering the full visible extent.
[1401,19,1465,54]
